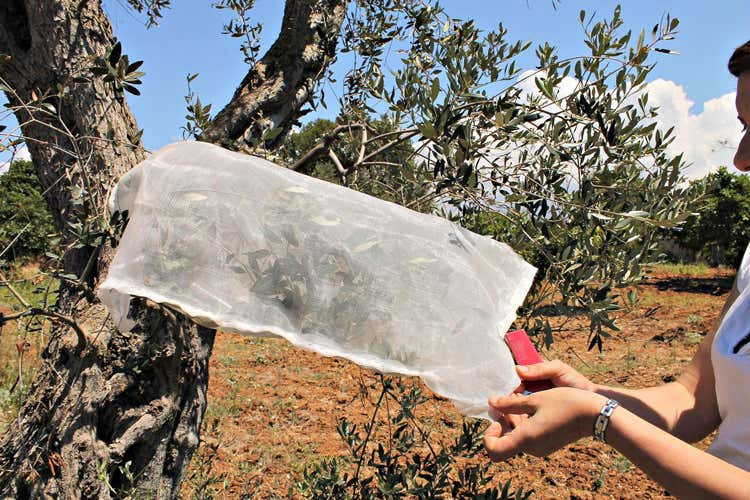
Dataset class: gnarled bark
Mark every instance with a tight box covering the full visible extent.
[0,1,216,497]
[0,0,347,497]
[200,0,348,151]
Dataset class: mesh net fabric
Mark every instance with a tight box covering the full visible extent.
[98,141,537,418]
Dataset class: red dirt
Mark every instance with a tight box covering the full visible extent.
[180,266,736,498]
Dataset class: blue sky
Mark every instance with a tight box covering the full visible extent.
[3,1,749,177]
[103,0,748,178]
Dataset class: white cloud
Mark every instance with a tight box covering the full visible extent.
[0,144,30,175]
[16,145,31,161]
[645,79,739,180]
[515,69,581,108]
[516,72,740,180]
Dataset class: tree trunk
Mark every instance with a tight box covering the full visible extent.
[0,1,216,497]
[200,0,348,151]
[0,0,347,497]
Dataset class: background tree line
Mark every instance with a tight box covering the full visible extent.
[4,151,747,272]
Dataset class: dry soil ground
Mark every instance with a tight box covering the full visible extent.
[0,264,736,498]
[177,265,735,499]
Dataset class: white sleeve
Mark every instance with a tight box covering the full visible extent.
[738,243,750,293]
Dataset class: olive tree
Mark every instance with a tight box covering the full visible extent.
[0,1,346,496]
[326,3,688,349]
[0,160,56,261]
[671,167,750,267]
[0,0,688,496]
[293,5,689,495]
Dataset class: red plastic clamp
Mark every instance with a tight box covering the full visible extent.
[504,329,555,392]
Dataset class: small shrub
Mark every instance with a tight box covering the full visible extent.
[295,375,534,499]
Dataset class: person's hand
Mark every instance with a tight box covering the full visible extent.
[514,360,596,393]
[484,388,607,461]
[500,360,597,429]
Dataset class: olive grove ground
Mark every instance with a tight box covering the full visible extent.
[4,262,724,497]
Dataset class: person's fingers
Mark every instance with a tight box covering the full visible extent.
[484,421,504,443]
[505,393,529,427]
[516,360,566,381]
[484,420,513,440]
[498,414,513,434]
[506,413,525,428]
[489,405,503,422]
[484,423,526,461]
[488,393,536,415]
[489,406,525,429]
[512,382,525,394]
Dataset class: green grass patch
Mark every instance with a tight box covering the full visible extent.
[0,261,59,310]
[0,262,59,433]
[648,262,713,276]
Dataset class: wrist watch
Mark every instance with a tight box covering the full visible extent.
[594,399,619,442]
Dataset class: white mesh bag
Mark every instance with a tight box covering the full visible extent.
[99,141,537,418]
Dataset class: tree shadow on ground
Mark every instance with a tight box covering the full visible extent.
[647,275,735,295]
[534,304,588,317]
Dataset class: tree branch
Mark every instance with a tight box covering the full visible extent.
[360,130,419,165]
[290,123,420,177]
[290,123,367,172]
[2,308,87,352]
[328,149,347,175]
[200,0,349,151]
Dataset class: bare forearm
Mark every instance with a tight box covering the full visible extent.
[607,405,750,499]
[593,383,681,431]
[593,280,735,441]
[593,382,717,442]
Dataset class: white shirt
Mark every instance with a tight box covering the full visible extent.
[708,243,750,470]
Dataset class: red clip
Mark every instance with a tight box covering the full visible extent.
[504,329,554,392]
